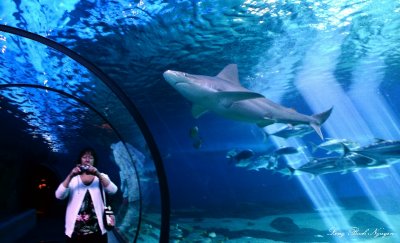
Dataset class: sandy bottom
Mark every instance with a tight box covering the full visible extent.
[138,209,400,242]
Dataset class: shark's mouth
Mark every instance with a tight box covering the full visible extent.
[174,81,184,86]
[175,81,191,86]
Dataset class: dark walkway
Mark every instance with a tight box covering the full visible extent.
[15,211,121,243]
[16,211,65,243]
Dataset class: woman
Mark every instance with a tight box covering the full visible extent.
[55,147,118,242]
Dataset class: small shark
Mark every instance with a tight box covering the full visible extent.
[289,156,357,177]
[350,139,400,161]
[289,145,393,177]
[311,138,360,155]
[163,64,333,139]
[226,149,255,162]
[246,146,299,171]
[267,124,314,139]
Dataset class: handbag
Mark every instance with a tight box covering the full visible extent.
[100,182,115,230]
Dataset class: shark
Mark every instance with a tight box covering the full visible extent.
[163,64,333,139]
[288,144,395,177]
[267,124,314,139]
[288,156,358,177]
[349,139,400,161]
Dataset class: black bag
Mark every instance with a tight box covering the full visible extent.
[100,183,115,230]
[103,205,115,230]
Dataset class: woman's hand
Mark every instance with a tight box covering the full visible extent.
[69,165,81,177]
[87,165,98,175]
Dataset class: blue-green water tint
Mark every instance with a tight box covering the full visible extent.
[2,0,400,242]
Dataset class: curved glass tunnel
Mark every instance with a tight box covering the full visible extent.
[2,1,400,242]
[0,30,165,242]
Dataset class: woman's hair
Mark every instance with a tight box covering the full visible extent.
[78,147,98,166]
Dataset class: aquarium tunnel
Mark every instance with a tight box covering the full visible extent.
[1,1,400,242]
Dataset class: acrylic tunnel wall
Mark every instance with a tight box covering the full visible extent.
[3,1,400,243]
[0,27,168,242]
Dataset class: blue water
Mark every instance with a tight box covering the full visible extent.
[2,0,400,242]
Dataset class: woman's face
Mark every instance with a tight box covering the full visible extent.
[81,152,94,165]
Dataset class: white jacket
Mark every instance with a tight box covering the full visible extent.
[55,173,118,237]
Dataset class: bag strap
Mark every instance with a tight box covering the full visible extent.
[99,178,107,206]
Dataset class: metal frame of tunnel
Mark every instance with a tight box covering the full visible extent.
[0,25,170,242]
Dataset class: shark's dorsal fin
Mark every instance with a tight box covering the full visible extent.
[216,64,240,84]
[191,104,208,118]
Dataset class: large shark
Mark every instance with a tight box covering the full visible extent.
[163,64,333,139]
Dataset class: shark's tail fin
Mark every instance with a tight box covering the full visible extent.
[310,107,334,140]
[313,107,334,124]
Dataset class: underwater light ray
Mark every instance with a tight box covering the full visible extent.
[253,23,355,239]
[353,172,400,241]
[261,134,354,239]
[298,175,353,242]
[347,52,400,239]
[293,29,373,241]
[277,135,353,235]
[296,35,400,238]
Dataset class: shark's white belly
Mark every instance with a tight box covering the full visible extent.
[209,98,313,125]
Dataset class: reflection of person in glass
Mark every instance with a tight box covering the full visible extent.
[55,147,118,242]
[111,142,141,238]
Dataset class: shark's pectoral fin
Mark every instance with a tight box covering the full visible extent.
[310,107,333,140]
[310,123,324,140]
[217,91,264,108]
[191,105,208,118]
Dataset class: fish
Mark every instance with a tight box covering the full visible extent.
[267,124,314,139]
[163,64,333,139]
[226,149,255,162]
[192,138,203,149]
[245,146,299,171]
[273,167,298,178]
[345,153,388,168]
[189,125,203,149]
[289,151,394,177]
[311,138,360,155]
[350,139,400,161]
[189,126,199,138]
[289,156,357,177]
[246,154,276,171]
[273,146,299,156]
[234,159,253,168]
[289,140,400,177]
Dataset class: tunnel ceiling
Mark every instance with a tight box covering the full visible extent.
[0,31,145,153]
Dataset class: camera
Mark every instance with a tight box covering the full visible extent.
[79,165,90,173]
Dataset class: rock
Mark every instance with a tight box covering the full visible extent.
[270,217,300,232]
[349,211,390,231]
